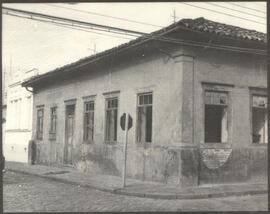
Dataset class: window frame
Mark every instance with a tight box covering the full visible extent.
[136,92,153,144]
[83,100,95,143]
[201,83,233,147]
[49,106,57,140]
[249,87,268,145]
[36,106,44,140]
[204,90,228,143]
[103,91,120,144]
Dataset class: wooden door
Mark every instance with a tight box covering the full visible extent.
[64,105,75,164]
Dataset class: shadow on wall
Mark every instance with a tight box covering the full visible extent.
[75,146,121,176]
[74,145,199,185]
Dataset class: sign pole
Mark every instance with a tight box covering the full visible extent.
[122,113,129,187]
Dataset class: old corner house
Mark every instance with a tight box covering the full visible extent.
[22,17,267,186]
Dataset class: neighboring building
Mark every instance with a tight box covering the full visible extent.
[2,68,9,154]
[4,68,38,163]
[22,18,267,186]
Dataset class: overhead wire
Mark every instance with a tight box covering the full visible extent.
[180,2,266,25]
[4,12,135,41]
[3,12,136,41]
[3,7,267,56]
[2,6,146,36]
[50,21,134,40]
[226,2,266,14]
[44,3,164,28]
[205,2,266,19]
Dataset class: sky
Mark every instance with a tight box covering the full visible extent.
[2,2,267,77]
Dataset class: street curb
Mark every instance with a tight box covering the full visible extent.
[6,168,268,200]
[6,168,118,194]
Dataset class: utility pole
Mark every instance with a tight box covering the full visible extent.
[88,43,97,54]
[9,55,12,75]
[93,43,97,54]
[171,9,176,23]
[122,113,129,187]
[120,113,133,188]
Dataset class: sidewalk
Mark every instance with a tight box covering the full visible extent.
[5,161,267,200]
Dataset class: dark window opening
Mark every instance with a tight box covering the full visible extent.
[252,95,267,144]
[204,91,228,143]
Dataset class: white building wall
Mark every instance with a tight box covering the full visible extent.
[4,68,37,163]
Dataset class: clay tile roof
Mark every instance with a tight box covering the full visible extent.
[179,17,266,43]
[22,17,267,87]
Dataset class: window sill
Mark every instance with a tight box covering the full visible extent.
[83,140,94,144]
[136,141,152,148]
[104,141,117,145]
[49,133,56,141]
[35,139,43,143]
[6,129,31,132]
[200,143,232,149]
[251,143,268,146]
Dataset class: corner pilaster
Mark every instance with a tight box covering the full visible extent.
[173,53,198,187]
[173,53,195,145]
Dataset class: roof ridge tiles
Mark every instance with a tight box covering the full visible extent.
[187,17,266,42]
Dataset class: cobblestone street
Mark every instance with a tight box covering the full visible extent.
[3,171,268,212]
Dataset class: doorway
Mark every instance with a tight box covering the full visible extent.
[64,104,75,165]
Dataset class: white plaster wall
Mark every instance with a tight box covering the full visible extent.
[4,76,33,163]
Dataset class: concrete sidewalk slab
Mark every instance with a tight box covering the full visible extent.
[5,161,268,200]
